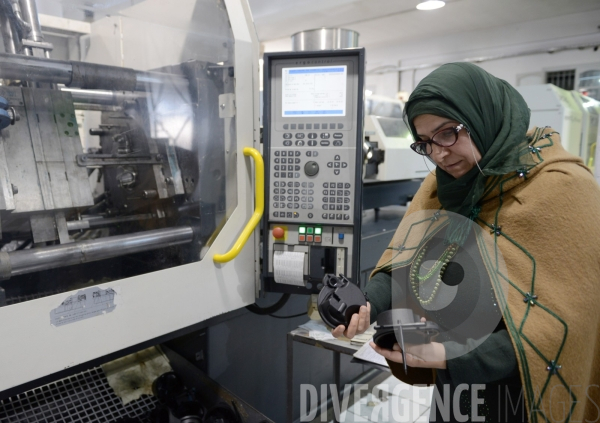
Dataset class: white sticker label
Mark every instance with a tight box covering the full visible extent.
[50,286,120,327]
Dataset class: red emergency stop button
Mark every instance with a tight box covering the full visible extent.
[273,227,285,239]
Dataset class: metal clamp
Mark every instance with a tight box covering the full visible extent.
[213,148,264,263]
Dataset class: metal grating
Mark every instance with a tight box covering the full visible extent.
[0,367,158,423]
[546,69,576,91]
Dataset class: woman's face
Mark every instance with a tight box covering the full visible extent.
[413,114,482,179]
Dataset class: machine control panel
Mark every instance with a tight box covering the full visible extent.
[262,49,365,294]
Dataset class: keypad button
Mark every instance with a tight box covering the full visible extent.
[287,203,293,208]
[287,196,293,201]
[314,123,320,130]
[344,198,350,203]
[274,188,279,194]
[334,155,341,161]
[291,124,297,130]
[329,197,335,203]
[337,190,343,196]
[337,205,342,210]
[308,133,317,139]
[323,190,328,195]
[287,212,293,218]
[280,189,286,194]
[283,140,292,146]
[295,166,300,171]
[274,158,280,163]
[294,196,300,202]
[320,141,330,146]
[342,162,348,168]
[344,190,350,196]
[295,140,305,146]
[323,182,328,188]
[281,158,287,164]
[283,124,289,130]
[333,133,343,139]
[273,211,279,217]
[334,162,340,168]
[280,202,285,208]
[295,158,301,164]
[295,133,305,139]
[323,205,328,210]
[275,165,280,171]
[308,213,313,218]
[320,133,331,139]
[281,165,286,171]
[337,198,342,203]
[327,162,333,168]
[295,151,301,156]
[308,140,317,146]
[295,182,300,187]
[295,173,300,178]
[308,205,313,209]
[337,183,343,188]
[312,151,318,157]
[336,214,342,220]
[302,189,307,195]
[294,212,299,218]
[329,213,335,219]
[301,204,307,209]
[344,205,350,210]
[294,189,300,194]
[288,172,293,178]
[306,151,312,157]
[301,196,307,202]
[275,151,280,156]
[345,183,351,188]
[329,123,336,130]
[323,197,328,203]
[307,124,312,130]
[322,213,328,219]
[274,172,279,177]
[344,214,350,220]
[302,182,307,187]
[283,133,292,139]
[333,140,343,146]
[274,181,280,187]
[338,123,344,129]
[308,197,313,202]
[308,182,314,188]
[334,170,340,175]
[298,124,304,130]
[273,202,279,208]
[294,203,299,209]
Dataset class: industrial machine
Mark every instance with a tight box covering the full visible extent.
[0,0,261,396]
[363,95,429,181]
[516,84,584,157]
[261,49,365,294]
[571,91,600,169]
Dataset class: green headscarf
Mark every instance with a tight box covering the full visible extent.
[405,63,534,244]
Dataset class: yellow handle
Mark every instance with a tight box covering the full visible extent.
[213,147,264,263]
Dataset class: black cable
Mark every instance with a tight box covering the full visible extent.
[245,293,290,315]
[268,311,307,319]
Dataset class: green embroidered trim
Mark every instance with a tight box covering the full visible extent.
[474,130,573,423]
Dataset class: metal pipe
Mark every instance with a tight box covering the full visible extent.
[0,52,188,91]
[66,213,155,231]
[17,0,42,42]
[62,88,145,105]
[3,226,194,278]
[0,13,18,54]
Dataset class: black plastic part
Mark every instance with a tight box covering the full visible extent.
[373,309,440,349]
[317,273,367,328]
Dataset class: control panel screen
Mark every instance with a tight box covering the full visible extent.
[281,66,347,117]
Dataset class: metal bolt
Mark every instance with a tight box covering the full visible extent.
[220,103,226,109]
[165,177,173,185]
[81,155,87,161]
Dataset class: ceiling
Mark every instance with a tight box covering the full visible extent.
[248,0,600,47]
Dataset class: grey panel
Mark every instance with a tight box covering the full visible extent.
[22,88,55,210]
[50,90,94,208]
[1,87,45,212]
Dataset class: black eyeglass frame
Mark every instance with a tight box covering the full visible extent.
[410,123,467,156]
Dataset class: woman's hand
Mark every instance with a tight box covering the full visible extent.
[369,341,447,369]
[332,302,371,339]
[369,318,446,369]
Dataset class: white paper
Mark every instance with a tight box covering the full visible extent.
[273,250,305,286]
[353,338,390,367]
[299,319,336,340]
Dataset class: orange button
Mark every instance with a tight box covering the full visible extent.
[299,235,305,242]
[314,235,321,243]
[273,227,285,239]
[307,235,313,242]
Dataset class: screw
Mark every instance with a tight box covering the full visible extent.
[165,177,173,185]
[220,103,226,109]
[81,155,87,161]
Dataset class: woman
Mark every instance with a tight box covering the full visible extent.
[334,63,600,422]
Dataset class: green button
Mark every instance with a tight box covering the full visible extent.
[315,227,322,235]
[307,227,314,234]
[299,227,306,234]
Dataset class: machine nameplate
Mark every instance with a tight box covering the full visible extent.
[50,286,120,327]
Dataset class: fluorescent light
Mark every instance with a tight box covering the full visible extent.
[416,0,445,10]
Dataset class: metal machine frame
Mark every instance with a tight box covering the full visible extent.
[0,0,261,396]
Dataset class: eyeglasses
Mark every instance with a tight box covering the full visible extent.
[410,124,466,156]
